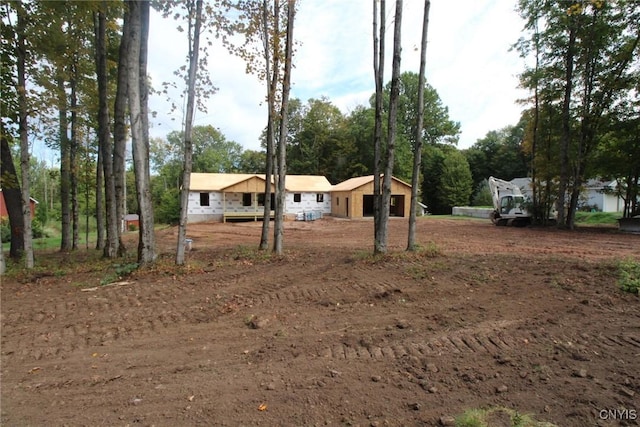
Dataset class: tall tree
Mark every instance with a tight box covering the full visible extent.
[407,0,430,251]
[0,127,24,260]
[126,0,155,265]
[372,0,385,252]
[94,4,118,258]
[376,0,403,254]
[176,0,203,266]
[15,2,33,267]
[113,2,130,256]
[273,0,296,256]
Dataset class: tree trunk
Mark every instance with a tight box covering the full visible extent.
[378,0,403,255]
[126,0,155,265]
[16,2,33,268]
[176,0,203,266]
[70,56,80,251]
[372,0,385,252]
[0,126,24,260]
[113,3,130,256]
[556,24,575,229]
[58,74,72,252]
[94,8,118,257]
[273,0,295,256]
[95,148,105,250]
[407,0,429,251]
[259,0,278,251]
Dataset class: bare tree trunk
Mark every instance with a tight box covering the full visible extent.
[16,3,33,268]
[407,0,429,251]
[58,74,72,252]
[126,0,155,265]
[113,4,130,256]
[556,24,576,229]
[372,0,385,252]
[259,0,278,250]
[0,125,24,260]
[70,57,80,251]
[176,0,203,266]
[95,145,105,249]
[94,8,118,257]
[378,0,403,255]
[273,0,295,256]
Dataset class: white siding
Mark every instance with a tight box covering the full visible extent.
[187,191,224,222]
[285,192,331,215]
[187,190,332,223]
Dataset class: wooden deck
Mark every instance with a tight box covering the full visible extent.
[222,211,275,223]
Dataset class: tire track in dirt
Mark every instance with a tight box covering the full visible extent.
[1,267,263,362]
[315,328,640,362]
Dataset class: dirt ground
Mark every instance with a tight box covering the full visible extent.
[1,217,639,426]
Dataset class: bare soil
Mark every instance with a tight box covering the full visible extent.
[1,217,639,426]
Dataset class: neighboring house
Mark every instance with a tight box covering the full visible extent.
[330,175,412,218]
[0,189,38,219]
[584,179,624,213]
[509,177,624,213]
[187,173,332,223]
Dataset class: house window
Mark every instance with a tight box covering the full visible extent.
[316,193,324,203]
[258,193,275,207]
[336,197,339,206]
[293,193,301,203]
[242,193,252,207]
[200,193,210,206]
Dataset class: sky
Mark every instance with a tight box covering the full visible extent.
[146,0,529,152]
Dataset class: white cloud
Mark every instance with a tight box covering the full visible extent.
[147,0,528,150]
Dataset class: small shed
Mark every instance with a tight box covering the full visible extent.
[0,190,38,219]
[331,175,412,218]
[123,214,140,231]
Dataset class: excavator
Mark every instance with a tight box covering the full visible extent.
[488,176,531,226]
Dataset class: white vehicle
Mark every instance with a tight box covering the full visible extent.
[488,176,531,226]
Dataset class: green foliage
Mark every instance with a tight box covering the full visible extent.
[101,262,139,286]
[617,257,640,295]
[573,211,619,225]
[440,150,473,208]
[455,407,556,427]
[464,122,529,192]
[0,218,10,243]
[422,145,473,214]
[155,187,181,225]
[472,179,493,207]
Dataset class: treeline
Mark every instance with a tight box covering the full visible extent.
[2,0,639,269]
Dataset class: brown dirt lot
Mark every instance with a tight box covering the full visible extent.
[1,217,639,426]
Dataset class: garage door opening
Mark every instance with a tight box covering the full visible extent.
[362,194,405,217]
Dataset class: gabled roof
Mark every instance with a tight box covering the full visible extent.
[331,175,411,192]
[189,173,332,192]
[0,189,39,204]
[286,175,332,192]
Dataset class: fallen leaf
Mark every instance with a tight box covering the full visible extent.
[258,403,267,411]
[28,367,41,374]
[188,395,195,402]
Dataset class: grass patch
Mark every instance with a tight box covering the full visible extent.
[352,241,443,265]
[421,214,487,222]
[228,245,274,263]
[617,257,640,295]
[455,407,556,427]
[574,211,619,225]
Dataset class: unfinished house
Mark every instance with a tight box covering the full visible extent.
[331,175,412,218]
[187,173,332,223]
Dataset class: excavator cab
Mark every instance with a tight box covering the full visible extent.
[500,195,525,215]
